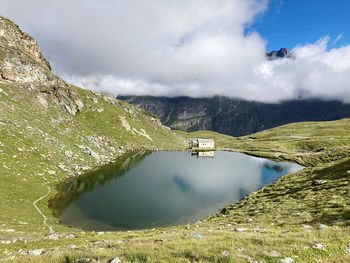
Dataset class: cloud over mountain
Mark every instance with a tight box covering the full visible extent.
[1,0,350,102]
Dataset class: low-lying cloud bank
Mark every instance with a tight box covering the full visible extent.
[1,0,350,102]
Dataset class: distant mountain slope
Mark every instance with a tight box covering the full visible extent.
[119,96,350,137]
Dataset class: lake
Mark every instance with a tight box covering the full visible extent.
[49,151,303,231]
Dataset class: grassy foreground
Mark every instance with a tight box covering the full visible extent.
[1,116,350,262]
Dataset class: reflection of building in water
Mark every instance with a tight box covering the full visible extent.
[191,151,215,158]
[188,138,215,149]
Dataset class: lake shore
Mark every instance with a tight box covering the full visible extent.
[1,118,350,262]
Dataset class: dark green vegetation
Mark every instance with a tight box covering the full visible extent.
[0,15,349,262]
[120,95,350,136]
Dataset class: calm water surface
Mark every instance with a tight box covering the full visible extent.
[50,151,303,230]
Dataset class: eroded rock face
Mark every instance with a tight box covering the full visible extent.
[266,48,293,60]
[0,17,51,69]
[41,88,85,116]
[0,15,84,116]
[0,16,52,83]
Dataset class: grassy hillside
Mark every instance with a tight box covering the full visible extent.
[1,15,350,263]
[189,118,350,165]
[0,82,186,234]
[1,117,349,262]
[0,13,186,234]
[189,119,350,223]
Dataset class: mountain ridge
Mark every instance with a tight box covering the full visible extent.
[119,95,350,137]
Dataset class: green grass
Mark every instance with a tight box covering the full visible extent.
[0,82,186,236]
[0,71,350,262]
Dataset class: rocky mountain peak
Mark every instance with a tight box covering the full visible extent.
[0,15,61,85]
[266,48,292,60]
[0,16,51,70]
[0,15,84,116]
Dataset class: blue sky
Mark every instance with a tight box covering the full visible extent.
[250,0,350,51]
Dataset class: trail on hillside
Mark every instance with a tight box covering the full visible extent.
[33,182,55,234]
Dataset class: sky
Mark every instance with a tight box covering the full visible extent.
[0,0,350,102]
[252,0,350,51]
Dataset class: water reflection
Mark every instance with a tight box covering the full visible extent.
[49,151,151,218]
[50,151,303,231]
[191,151,215,158]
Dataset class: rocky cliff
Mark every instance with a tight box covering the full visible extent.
[0,16,88,116]
[266,47,293,59]
[120,96,350,137]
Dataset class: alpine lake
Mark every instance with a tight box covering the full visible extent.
[49,151,303,231]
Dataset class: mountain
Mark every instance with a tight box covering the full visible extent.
[266,47,293,59]
[119,96,350,137]
[0,14,186,235]
[0,15,185,150]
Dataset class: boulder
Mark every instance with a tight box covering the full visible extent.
[312,180,327,186]
[313,243,326,250]
[68,244,78,249]
[301,224,311,229]
[269,250,281,257]
[222,251,230,257]
[84,147,100,160]
[47,233,60,240]
[317,224,328,230]
[187,233,203,239]
[281,258,294,263]
[234,227,249,232]
[109,257,121,263]
[28,249,45,256]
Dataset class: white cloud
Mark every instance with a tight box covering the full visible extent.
[1,1,350,102]
[253,38,350,102]
[333,34,343,44]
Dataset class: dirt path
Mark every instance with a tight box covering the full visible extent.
[33,184,54,234]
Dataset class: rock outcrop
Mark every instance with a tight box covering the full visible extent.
[266,47,293,60]
[0,15,83,115]
[0,16,51,70]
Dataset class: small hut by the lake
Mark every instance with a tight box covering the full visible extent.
[188,138,215,149]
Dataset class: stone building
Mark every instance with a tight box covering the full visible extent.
[189,138,215,149]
